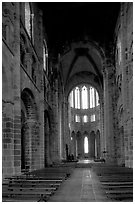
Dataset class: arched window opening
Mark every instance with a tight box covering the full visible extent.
[43,40,48,72]
[84,136,89,153]
[69,91,74,108]
[96,90,99,106]
[90,87,96,108]
[69,85,99,109]
[82,86,88,109]
[25,3,34,40]
[75,115,80,123]
[75,87,80,109]
[117,37,122,65]
[91,114,95,122]
[83,115,88,123]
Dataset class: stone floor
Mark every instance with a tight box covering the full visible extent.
[49,160,109,202]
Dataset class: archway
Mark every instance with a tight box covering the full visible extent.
[21,88,39,171]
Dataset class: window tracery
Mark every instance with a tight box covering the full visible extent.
[69,85,100,109]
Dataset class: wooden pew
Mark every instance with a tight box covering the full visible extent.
[3,163,75,202]
[92,164,133,201]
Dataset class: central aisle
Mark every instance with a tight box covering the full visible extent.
[48,168,108,202]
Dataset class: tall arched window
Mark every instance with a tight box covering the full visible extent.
[69,91,74,108]
[83,115,88,123]
[90,87,92,108]
[90,87,95,108]
[43,40,48,72]
[25,3,34,40]
[84,136,89,153]
[96,91,99,106]
[82,86,88,109]
[75,115,80,122]
[75,87,80,109]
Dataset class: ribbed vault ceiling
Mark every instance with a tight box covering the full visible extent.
[37,2,120,91]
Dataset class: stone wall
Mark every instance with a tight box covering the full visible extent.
[2,2,46,178]
[114,3,133,167]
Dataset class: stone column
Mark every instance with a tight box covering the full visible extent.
[73,133,77,159]
[79,87,82,109]
[121,3,133,168]
[103,61,116,164]
[13,3,21,175]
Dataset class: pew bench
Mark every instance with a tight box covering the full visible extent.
[2,191,52,202]
[106,193,133,201]
[8,182,60,188]
[101,181,133,186]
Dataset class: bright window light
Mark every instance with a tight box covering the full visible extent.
[69,91,74,108]
[82,86,88,109]
[91,114,95,122]
[83,115,88,123]
[25,3,31,37]
[84,136,89,153]
[96,91,99,106]
[75,87,80,109]
[75,115,80,122]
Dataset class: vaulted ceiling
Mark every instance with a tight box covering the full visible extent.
[60,40,104,95]
[37,2,120,93]
[38,2,120,53]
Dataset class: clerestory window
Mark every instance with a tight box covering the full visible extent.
[43,40,48,72]
[69,85,100,109]
[82,86,88,109]
[25,3,34,41]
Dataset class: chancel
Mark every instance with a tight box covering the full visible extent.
[2,2,133,202]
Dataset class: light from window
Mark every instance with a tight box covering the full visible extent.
[92,88,95,108]
[90,87,95,108]
[25,3,31,37]
[82,86,88,109]
[84,136,89,153]
[91,114,95,122]
[75,115,80,123]
[43,46,46,71]
[75,87,80,109]
[43,41,48,72]
[83,115,88,123]
[69,91,74,108]
[117,37,122,65]
[96,91,99,106]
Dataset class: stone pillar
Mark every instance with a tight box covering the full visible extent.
[100,95,104,158]
[103,61,116,164]
[73,133,76,159]
[50,82,60,164]
[79,87,82,109]
[13,3,21,175]
[121,3,133,168]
